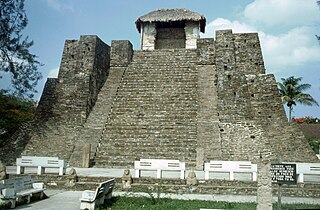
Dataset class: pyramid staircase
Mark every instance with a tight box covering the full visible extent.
[93,49,199,167]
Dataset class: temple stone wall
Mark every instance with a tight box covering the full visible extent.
[155,27,186,49]
[93,48,199,167]
[141,21,200,50]
[196,38,221,169]
[69,40,133,167]
[20,35,111,162]
[54,35,110,125]
[234,33,265,74]
[215,30,251,123]
[4,29,318,167]
[185,21,199,49]
[214,29,317,163]
[141,23,156,50]
[36,78,58,120]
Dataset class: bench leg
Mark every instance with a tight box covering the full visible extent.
[98,196,105,205]
[135,169,140,178]
[80,201,95,210]
[39,191,44,199]
[9,199,16,209]
[156,169,161,179]
[26,195,31,203]
[204,171,209,180]
[230,171,234,181]
[252,172,257,181]
[17,166,24,174]
[298,173,304,183]
[59,167,64,175]
[180,170,185,179]
[105,191,112,199]
[37,166,44,175]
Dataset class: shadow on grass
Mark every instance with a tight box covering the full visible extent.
[104,196,120,208]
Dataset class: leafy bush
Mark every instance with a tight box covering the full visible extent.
[307,137,320,154]
[0,92,36,134]
[292,116,320,124]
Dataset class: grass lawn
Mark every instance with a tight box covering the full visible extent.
[102,196,320,210]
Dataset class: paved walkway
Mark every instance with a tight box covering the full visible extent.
[13,190,320,210]
[15,190,81,210]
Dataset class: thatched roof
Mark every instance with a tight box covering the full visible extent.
[135,8,206,33]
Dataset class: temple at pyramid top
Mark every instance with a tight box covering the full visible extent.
[135,8,206,50]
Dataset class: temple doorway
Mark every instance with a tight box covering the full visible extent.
[155,21,186,49]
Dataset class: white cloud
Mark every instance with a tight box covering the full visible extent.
[244,0,320,27]
[47,67,59,78]
[202,0,320,118]
[202,18,256,38]
[259,27,320,72]
[45,0,74,13]
[204,19,320,74]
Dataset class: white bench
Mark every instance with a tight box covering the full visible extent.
[134,159,185,179]
[204,160,257,181]
[295,163,320,183]
[0,176,45,208]
[80,178,115,210]
[16,156,66,175]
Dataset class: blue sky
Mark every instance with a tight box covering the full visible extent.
[1,0,319,118]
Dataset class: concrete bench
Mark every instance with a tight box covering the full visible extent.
[134,159,185,179]
[296,163,320,183]
[16,156,66,175]
[0,176,45,208]
[80,178,115,210]
[204,160,257,181]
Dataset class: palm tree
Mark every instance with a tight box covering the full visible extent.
[277,76,319,122]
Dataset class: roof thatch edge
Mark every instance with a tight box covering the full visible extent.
[135,8,206,33]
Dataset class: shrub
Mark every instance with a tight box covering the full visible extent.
[292,116,319,124]
[0,92,36,134]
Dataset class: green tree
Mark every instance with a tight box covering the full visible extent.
[0,0,42,98]
[0,91,36,134]
[277,76,319,122]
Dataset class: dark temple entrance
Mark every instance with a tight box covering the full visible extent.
[155,21,186,49]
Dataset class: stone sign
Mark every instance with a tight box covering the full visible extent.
[271,164,296,184]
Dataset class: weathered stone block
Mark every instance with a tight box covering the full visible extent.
[110,40,133,67]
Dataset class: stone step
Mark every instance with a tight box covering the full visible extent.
[93,48,199,168]
[95,148,197,155]
[95,151,197,159]
[97,146,197,154]
[94,157,197,168]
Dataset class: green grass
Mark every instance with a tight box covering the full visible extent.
[103,196,255,210]
[101,196,320,210]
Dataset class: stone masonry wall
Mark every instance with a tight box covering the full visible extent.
[141,23,156,50]
[69,40,133,167]
[155,28,186,49]
[36,78,58,120]
[8,29,317,168]
[93,48,199,167]
[53,35,110,125]
[234,33,265,75]
[214,29,318,163]
[195,38,221,169]
[21,35,110,162]
[185,21,199,49]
